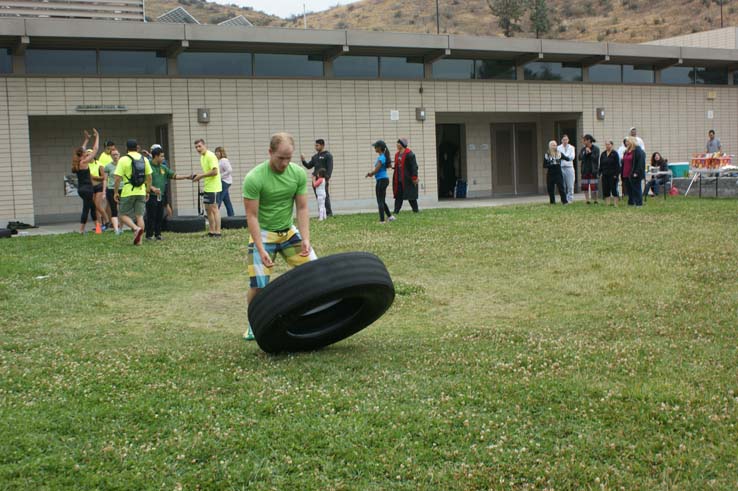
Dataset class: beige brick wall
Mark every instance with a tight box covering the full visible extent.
[644,27,738,49]
[1,77,736,223]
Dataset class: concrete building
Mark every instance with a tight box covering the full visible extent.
[1,19,737,225]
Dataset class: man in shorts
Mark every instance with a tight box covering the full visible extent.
[192,139,222,238]
[242,132,317,341]
[114,139,152,245]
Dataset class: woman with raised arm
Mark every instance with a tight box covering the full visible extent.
[71,129,100,234]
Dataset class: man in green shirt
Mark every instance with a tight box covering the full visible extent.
[242,132,317,340]
[114,139,153,245]
[192,138,222,238]
[147,147,190,240]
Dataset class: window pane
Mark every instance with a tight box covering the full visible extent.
[432,59,474,80]
[475,60,516,80]
[380,57,423,79]
[99,50,167,75]
[694,66,728,85]
[333,56,378,78]
[524,62,582,82]
[0,48,11,74]
[623,64,654,84]
[661,66,693,84]
[589,64,622,83]
[254,54,323,77]
[177,52,252,76]
[26,49,97,75]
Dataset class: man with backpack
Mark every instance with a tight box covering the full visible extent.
[114,139,153,245]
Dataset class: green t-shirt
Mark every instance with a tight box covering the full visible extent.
[114,152,153,198]
[104,162,117,189]
[150,162,176,194]
[200,150,222,193]
[242,161,307,232]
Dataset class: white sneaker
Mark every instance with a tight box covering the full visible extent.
[388,216,396,222]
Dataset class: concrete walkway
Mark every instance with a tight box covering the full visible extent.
[11,195,552,237]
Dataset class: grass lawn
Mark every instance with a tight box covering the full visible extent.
[1,198,737,490]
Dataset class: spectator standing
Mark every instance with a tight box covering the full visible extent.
[557,134,576,204]
[104,149,122,234]
[215,146,235,217]
[192,139,223,238]
[366,140,396,222]
[301,139,334,217]
[543,140,567,205]
[617,138,628,160]
[579,134,600,204]
[393,138,420,214]
[71,129,99,234]
[621,137,646,207]
[147,147,190,240]
[114,139,152,245]
[88,149,110,233]
[629,127,645,151]
[242,132,317,341]
[706,129,721,153]
[599,140,621,207]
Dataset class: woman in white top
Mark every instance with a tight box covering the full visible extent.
[214,146,234,217]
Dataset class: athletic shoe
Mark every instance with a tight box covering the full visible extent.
[133,228,144,245]
[115,229,122,236]
[243,325,255,341]
[388,216,396,222]
[155,236,163,241]
[145,236,153,241]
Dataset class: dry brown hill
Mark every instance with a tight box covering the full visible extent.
[144,0,278,26]
[146,0,737,43]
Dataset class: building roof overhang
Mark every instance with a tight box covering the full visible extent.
[2,18,737,69]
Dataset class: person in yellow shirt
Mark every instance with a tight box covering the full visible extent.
[113,139,153,245]
[192,138,223,237]
[87,150,109,233]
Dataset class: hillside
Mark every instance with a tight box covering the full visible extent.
[145,0,736,44]
[144,0,278,26]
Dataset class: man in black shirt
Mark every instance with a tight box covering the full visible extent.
[301,138,334,217]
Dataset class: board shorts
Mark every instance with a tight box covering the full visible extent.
[247,225,317,288]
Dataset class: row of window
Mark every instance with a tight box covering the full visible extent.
[0,48,732,86]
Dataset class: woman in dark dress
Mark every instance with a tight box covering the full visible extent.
[599,140,621,207]
[71,128,99,234]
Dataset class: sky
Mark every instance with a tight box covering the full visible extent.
[218,0,362,18]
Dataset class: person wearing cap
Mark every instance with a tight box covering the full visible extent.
[192,138,223,237]
[578,134,600,204]
[114,139,152,245]
[366,140,395,223]
[301,138,334,217]
[393,137,419,214]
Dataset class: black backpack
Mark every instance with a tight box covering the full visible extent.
[126,154,147,188]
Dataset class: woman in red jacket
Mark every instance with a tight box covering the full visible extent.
[393,138,419,214]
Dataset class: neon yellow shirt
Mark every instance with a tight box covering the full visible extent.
[200,150,222,193]
[98,152,113,167]
[114,152,153,198]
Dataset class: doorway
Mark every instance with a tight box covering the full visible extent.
[554,119,578,189]
[436,123,464,199]
[490,122,538,195]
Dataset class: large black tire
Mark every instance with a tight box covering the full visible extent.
[221,216,248,230]
[166,216,206,233]
[0,228,12,239]
[248,252,395,354]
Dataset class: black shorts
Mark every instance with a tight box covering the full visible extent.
[202,192,219,205]
[93,184,104,193]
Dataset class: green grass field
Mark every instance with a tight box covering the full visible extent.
[1,199,737,490]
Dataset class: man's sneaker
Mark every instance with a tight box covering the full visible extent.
[243,325,255,341]
[133,227,144,245]
[388,216,396,222]
[155,236,163,241]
